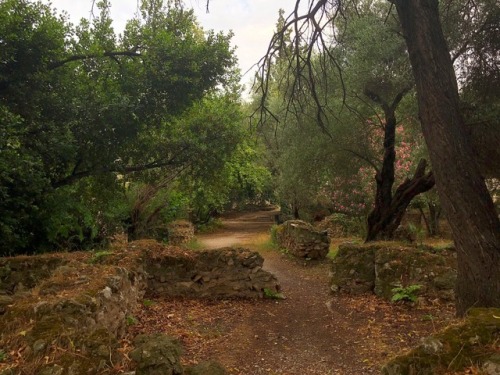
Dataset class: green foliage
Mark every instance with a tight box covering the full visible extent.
[142,299,156,308]
[126,315,137,326]
[407,223,426,245]
[0,0,244,255]
[89,250,113,264]
[263,288,285,300]
[256,2,425,227]
[182,238,205,251]
[269,224,282,245]
[0,349,6,362]
[195,219,223,234]
[391,284,422,303]
[327,214,367,238]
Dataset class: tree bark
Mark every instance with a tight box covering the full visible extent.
[394,0,500,315]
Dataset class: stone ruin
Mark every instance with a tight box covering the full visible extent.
[0,241,279,374]
[274,220,330,260]
[144,246,279,299]
[330,242,457,302]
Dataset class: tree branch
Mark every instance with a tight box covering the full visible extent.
[48,49,141,70]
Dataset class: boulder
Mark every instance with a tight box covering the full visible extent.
[275,220,330,260]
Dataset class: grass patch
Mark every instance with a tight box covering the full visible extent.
[142,299,156,308]
[89,250,113,264]
[182,238,205,251]
[237,233,278,253]
[196,218,224,234]
[328,237,362,259]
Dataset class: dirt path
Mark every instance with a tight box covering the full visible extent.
[196,208,279,249]
[133,209,455,374]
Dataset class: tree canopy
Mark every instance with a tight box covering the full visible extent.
[0,0,250,254]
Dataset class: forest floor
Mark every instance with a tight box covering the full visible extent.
[128,208,459,375]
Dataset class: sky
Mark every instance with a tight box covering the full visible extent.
[41,0,299,96]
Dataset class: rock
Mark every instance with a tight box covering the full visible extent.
[274,220,330,260]
[420,336,444,354]
[185,360,228,375]
[483,354,500,375]
[33,339,47,354]
[130,333,183,375]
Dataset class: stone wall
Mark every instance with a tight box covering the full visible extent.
[0,241,279,374]
[0,260,147,374]
[144,246,280,299]
[330,242,457,302]
[275,220,330,260]
[0,255,66,294]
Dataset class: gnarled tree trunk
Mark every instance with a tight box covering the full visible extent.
[394,0,500,315]
[364,89,435,241]
[366,159,435,241]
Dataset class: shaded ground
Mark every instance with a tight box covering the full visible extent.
[130,209,456,374]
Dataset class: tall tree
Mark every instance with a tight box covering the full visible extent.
[393,0,500,315]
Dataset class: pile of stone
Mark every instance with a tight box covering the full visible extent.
[274,220,330,260]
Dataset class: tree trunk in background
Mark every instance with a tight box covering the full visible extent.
[394,0,500,315]
[365,97,435,242]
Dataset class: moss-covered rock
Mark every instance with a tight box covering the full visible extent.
[381,308,500,375]
[374,246,456,301]
[330,243,376,294]
[130,333,183,375]
[0,256,65,294]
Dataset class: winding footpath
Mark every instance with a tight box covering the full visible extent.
[195,209,452,374]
